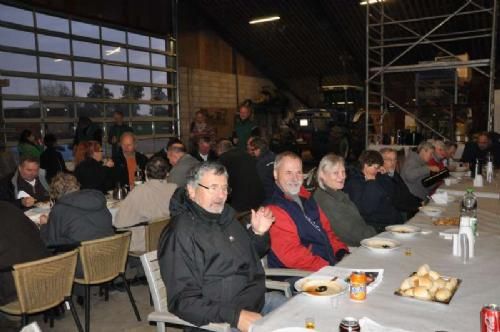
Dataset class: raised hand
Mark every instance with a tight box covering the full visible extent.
[250,207,275,235]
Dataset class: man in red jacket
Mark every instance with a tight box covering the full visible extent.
[266,151,349,271]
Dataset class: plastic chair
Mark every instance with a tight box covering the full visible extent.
[140,251,231,332]
[129,218,170,257]
[0,250,82,331]
[74,232,141,332]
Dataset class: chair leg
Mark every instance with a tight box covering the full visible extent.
[21,313,29,327]
[149,290,153,306]
[120,273,141,321]
[66,296,84,332]
[85,285,91,332]
[49,308,55,328]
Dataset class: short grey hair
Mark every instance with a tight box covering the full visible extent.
[433,140,446,150]
[216,139,233,155]
[186,162,228,189]
[274,151,301,171]
[379,147,397,155]
[50,173,80,201]
[317,153,344,190]
[417,141,434,153]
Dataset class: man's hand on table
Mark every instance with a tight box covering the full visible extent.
[21,196,36,208]
[250,207,275,235]
[237,310,262,332]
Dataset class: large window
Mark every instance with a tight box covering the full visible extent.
[0,2,178,155]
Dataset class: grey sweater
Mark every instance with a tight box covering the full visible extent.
[313,187,376,246]
[167,154,200,188]
[401,151,432,200]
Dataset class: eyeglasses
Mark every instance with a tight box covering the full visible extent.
[198,183,232,195]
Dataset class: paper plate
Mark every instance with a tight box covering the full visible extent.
[419,206,443,217]
[386,225,421,238]
[361,238,401,253]
[294,276,348,298]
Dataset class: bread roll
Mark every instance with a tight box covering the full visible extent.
[417,264,430,277]
[413,286,432,300]
[429,282,439,295]
[402,288,414,297]
[417,276,433,289]
[445,278,458,291]
[400,278,412,291]
[434,278,446,289]
[435,288,452,302]
[410,275,420,287]
[428,270,440,281]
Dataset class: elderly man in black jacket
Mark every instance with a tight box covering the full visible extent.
[158,162,284,332]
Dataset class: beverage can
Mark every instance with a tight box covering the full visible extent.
[339,317,361,332]
[481,304,500,332]
[349,272,367,301]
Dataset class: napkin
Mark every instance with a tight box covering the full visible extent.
[359,317,413,332]
[17,190,32,199]
[431,191,448,205]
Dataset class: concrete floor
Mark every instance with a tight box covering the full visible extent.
[0,284,182,332]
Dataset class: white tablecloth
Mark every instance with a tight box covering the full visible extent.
[251,196,500,332]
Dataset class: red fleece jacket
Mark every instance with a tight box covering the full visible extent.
[267,187,349,271]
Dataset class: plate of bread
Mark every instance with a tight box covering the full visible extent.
[433,216,460,226]
[395,264,461,304]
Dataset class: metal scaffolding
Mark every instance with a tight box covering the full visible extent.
[365,0,498,147]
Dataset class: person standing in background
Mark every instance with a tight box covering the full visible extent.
[107,111,133,158]
[233,101,259,151]
[40,133,68,183]
[189,110,215,153]
[17,129,43,159]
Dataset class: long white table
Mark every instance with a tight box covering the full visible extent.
[438,174,500,199]
[252,195,500,332]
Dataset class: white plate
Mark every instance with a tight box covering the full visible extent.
[361,238,401,253]
[272,328,317,332]
[294,276,348,298]
[419,206,444,217]
[432,195,456,205]
[450,171,467,178]
[385,225,422,238]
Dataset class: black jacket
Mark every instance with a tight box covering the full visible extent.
[40,189,114,246]
[344,168,403,232]
[256,150,276,200]
[0,171,49,209]
[218,149,265,212]
[158,188,269,328]
[190,150,218,163]
[112,150,148,187]
[74,158,115,193]
[0,202,50,305]
[40,146,68,183]
[377,171,421,219]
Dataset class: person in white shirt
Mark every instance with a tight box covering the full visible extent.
[114,156,177,252]
[190,136,217,162]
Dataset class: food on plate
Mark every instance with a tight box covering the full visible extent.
[413,287,432,300]
[428,270,440,281]
[417,264,430,276]
[433,216,460,226]
[395,264,460,303]
[435,288,452,302]
[301,279,345,296]
[35,201,51,209]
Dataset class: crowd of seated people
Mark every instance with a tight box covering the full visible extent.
[3,116,500,331]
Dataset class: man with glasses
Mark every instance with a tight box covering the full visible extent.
[158,162,284,332]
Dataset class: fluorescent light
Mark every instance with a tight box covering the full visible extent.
[299,119,309,127]
[53,59,63,62]
[105,47,121,56]
[249,16,280,24]
[360,0,386,5]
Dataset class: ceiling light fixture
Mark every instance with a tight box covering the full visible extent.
[360,0,386,5]
[53,59,63,62]
[249,16,280,25]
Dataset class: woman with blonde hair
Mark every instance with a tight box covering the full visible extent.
[313,153,376,246]
[74,140,115,193]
